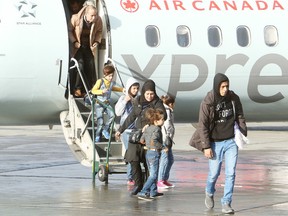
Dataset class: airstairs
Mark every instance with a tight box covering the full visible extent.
[60,58,126,183]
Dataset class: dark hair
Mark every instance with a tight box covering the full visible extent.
[103,65,115,76]
[161,94,175,105]
[145,108,165,124]
[128,83,140,96]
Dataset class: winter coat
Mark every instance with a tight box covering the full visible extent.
[115,77,139,126]
[118,96,167,134]
[162,103,175,140]
[141,125,163,150]
[189,90,247,151]
[69,6,103,57]
[121,95,166,162]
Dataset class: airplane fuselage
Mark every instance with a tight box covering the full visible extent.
[0,0,288,125]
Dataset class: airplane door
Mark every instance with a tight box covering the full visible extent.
[97,0,111,78]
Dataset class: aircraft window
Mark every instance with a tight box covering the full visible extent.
[236,26,250,47]
[176,25,191,47]
[145,25,160,47]
[264,25,278,47]
[208,26,222,47]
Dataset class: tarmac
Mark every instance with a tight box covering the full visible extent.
[0,122,288,216]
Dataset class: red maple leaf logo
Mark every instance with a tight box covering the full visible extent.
[121,0,139,13]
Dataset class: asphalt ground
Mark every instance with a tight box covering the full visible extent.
[0,122,287,216]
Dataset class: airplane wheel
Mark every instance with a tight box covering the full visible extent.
[98,165,108,182]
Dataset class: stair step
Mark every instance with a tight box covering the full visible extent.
[100,157,125,163]
[108,166,127,174]
[98,159,127,174]
[75,98,91,112]
[80,112,92,115]
[96,141,122,145]
[63,96,123,167]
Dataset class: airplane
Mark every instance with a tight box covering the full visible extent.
[1,0,288,171]
[1,0,288,126]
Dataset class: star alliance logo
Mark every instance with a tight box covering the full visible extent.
[15,0,37,18]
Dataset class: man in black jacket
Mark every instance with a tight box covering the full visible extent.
[191,73,247,214]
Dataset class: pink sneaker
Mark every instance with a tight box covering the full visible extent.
[163,180,175,188]
[127,180,135,186]
[157,180,169,189]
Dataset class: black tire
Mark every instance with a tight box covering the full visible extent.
[97,164,108,182]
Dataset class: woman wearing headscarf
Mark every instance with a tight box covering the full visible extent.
[115,79,167,196]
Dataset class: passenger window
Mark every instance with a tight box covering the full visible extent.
[145,25,160,47]
[264,25,278,47]
[208,26,222,47]
[176,25,191,47]
[237,26,250,47]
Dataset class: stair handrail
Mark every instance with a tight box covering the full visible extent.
[70,57,94,137]
[107,57,124,87]
[92,96,116,183]
[70,58,91,99]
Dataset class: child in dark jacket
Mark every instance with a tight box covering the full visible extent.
[137,108,165,201]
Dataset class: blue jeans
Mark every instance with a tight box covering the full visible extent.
[95,103,114,137]
[158,148,174,181]
[121,130,132,180]
[206,138,238,205]
[140,150,160,197]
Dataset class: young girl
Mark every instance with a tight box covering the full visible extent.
[157,95,176,189]
[115,77,140,185]
[137,108,165,200]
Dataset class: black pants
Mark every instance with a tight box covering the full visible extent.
[130,161,143,189]
[130,160,148,194]
[73,46,96,92]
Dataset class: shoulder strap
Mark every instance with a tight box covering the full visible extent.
[232,100,236,120]
[100,78,104,87]
[108,81,115,91]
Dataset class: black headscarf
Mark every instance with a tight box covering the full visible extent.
[140,79,159,103]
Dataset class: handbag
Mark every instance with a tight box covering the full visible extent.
[164,136,174,149]
[129,129,143,144]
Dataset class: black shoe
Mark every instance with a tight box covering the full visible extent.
[137,192,154,201]
[150,192,164,198]
[130,185,142,196]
